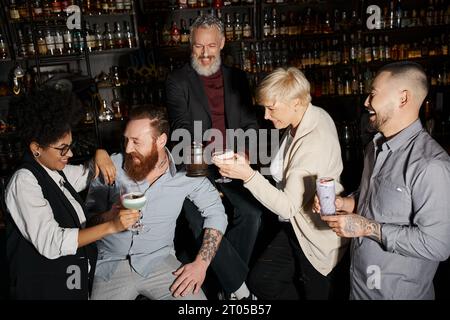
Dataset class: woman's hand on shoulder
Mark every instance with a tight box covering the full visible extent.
[94,149,116,185]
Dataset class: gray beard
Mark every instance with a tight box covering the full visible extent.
[191,54,221,77]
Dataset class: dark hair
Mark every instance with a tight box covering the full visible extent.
[10,87,82,147]
[377,61,429,94]
[128,105,170,137]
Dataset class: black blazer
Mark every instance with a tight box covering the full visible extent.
[166,63,259,140]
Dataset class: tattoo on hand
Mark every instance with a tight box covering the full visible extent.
[199,228,223,263]
[343,215,381,242]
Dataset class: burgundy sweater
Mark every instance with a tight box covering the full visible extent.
[200,69,226,148]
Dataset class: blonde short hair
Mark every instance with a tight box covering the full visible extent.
[256,67,311,107]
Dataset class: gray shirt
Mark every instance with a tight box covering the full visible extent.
[85,151,227,281]
[350,119,450,300]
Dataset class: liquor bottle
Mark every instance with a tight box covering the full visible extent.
[341,34,350,64]
[170,21,180,45]
[108,0,116,13]
[178,0,188,9]
[180,19,190,44]
[279,13,288,38]
[25,27,35,56]
[93,24,104,51]
[86,23,97,52]
[51,0,62,17]
[270,8,279,38]
[395,0,403,28]
[54,30,64,54]
[115,0,124,13]
[42,0,52,17]
[17,29,27,57]
[33,0,43,18]
[9,0,20,20]
[188,0,197,8]
[101,0,109,14]
[243,13,252,39]
[263,11,270,38]
[287,12,297,36]
[113,21,125,49]
[63,29,74,53]
[61,0,73,16]
[73,28,84,53]
[84,0,93,14]
[234,13,243,41]
[17,0,29,19]
[103,22,115,49]
[98,99,114,122]
[224,13,234,41]
[123,21,136,48]
[111,88,123,120]
[37,30,47,55]
[0,32,8,60]
[123,0,132,11]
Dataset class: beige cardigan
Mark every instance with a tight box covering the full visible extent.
[245,104,349,276]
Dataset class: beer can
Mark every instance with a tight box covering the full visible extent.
[316,177,336,215]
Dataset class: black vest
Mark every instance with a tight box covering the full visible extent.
[6,153,97,300]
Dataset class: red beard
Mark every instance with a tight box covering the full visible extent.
[124,147,158,181]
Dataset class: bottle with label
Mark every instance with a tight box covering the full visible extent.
[17,29,27,57]
[180,19,190,44]
[234,12,243,41]
[93,24,104,51]
[54,30,64,54]
[114,21,125,49]
[103,22,115,50]
[98,99,114,122]
[63,29,74,53]
[9,0,20,20]
[37,30,48,55]
[33,0,44,18]
[124,21,136,48]
[25,27,35,56]
[225,13,234,41]
[170,21,181,45]
[86,23,97,52]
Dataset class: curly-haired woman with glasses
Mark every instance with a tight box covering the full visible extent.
[5,87,140,299]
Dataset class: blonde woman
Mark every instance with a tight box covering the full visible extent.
[213,67,349,299]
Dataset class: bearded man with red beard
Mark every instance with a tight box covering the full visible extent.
[85,106,228,300]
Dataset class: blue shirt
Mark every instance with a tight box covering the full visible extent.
[85,150,227,281]
[350,120,450,299]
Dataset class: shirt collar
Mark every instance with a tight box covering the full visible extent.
[372,119,423,152]
[166,147,177,177]
[41,164,65,188]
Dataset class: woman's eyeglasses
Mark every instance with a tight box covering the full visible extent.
[48,142,76,156]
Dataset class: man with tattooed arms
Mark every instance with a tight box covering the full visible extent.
[85,106,227,300]
[315,61,450,299]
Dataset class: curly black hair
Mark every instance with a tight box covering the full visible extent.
[9,86,82,147]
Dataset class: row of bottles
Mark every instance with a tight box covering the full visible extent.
[14,21,136,57]
[141,0,255,12]
[8,0,134,20]
[237,33,450,75]
[262,3,450,39]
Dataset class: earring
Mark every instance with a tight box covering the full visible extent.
[33,152,40,157]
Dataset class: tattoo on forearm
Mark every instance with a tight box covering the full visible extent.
[366,220,382,242]
[199,228,223,263]
[343,215,381,242]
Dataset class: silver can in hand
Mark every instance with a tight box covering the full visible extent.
[316,177,336,215]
